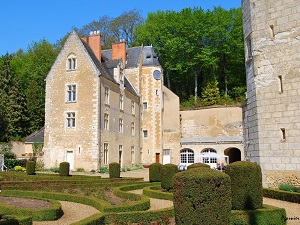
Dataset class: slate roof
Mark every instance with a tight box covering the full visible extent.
[25,127,44,143]
[102,46,143,68]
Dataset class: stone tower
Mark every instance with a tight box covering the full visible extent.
[242,0,300,187]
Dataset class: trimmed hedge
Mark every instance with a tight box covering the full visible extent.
[160,163,178,191]
[230,204,286,225]
[59,162,70,176]
[187,162,210,170]
[143,185,173,201]
[149,163,162,182]
[225,161,263,210]
[263,188,300,203]
[0,194,63,221]
[0,215,32,225]
[173,168,231,225]
[109,162,120,178]
[26,161,35,175]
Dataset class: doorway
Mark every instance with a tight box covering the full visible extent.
[66,151,74,170]
[155,153,160,163]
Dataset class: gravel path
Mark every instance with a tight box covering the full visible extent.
[33,201,100,225]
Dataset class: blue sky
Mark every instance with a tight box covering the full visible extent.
[0,0,241,55]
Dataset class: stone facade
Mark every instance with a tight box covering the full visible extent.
[242,0,300,186]
[43,31,180,171]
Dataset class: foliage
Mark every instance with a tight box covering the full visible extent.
[173,168,231,225]
[278,183,299,193]
[187,162,211,170]
[76,168,85,172]
[149,163,162,182]
[13,166,26,172]
[26,161,36,175]
[160,163,178,191]
[109,162,120,178]
[264,188,300,203]
[32,142,43,156]
[4,159,26,170]
[135,7,245,103]
[225,161,263,210]
[49,167,59,173]
[99,167,109,174]
[201,79,221,106]
[35,159,45,171]
[59,162,70,176]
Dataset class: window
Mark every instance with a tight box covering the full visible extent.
[131,101,135,114]
[143,130,148,138]
[281,128,286,141]
[201,148,217,153]
[119,94,123,110]
[119,118,123,133]
[104,86,109,105]
[278,76,283,94]
[119,145,123,165]
[270,25,275,37]
[104,113,109,130]
[67,85,76,102]
[131,146,135,164]
[104,143,109,165]
[143,102,148,110]
[180,149,194,164]
[131,122,135,136]
[67,57,77,70]
[66,112,76,128]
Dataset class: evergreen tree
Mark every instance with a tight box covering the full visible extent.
[6,77,29,140]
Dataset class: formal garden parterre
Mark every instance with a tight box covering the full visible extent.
[0,161,298,224]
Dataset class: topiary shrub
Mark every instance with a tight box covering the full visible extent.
[149,163,162,182]
[187,162,210,170]
[109,162,120,178]
[59,162,70,176]
[173,168,231,225]
[160,164,178,191]
[26,161,36,175]
[225,161,262,210]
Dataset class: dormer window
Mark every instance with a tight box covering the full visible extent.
[67,54,77,70]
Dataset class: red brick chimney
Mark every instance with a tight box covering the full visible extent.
[82,31,102,61]
[112,40,126,65]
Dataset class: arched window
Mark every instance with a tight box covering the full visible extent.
[67,53,77,70]
[201,148,217,153]
[180,149,194,164]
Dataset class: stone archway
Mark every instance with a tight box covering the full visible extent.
[224,148,241,164]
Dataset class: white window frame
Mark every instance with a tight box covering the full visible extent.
[67,84,76,103]
[119,118,123,133]
[119,94,124,110]
[67,55,77,70]
[66,112,76,128]
[131,122,135,136]
[104,113,109,130]
[104,143,109,165]
[104,86,110,105]
[180,149,194,164]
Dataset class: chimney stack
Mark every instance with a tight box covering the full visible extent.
[112,40,126,65]
[82,31,102,61]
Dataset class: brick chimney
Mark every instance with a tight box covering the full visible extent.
[112,40,126,65]
[82,31,102,61]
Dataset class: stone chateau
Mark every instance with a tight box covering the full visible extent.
[242,0,300,187]
[42,30,243,171]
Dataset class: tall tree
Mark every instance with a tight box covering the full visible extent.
[6,77,29,139]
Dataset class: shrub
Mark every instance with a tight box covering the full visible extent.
[279,183,299,192]
[76,168,85,172]
[14,166,26,172]
[149,163,162,182]
[225,161,262,210]
[49,167,59,173]
[26,161,36,175]
[264,188,300,203]
[187,162,210,170]
[35,159,45,171]
[109,162,120,178]
[160,163,178,191]
[99,167,109,174]
[173,168,231,225]
[59,162,70,176]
